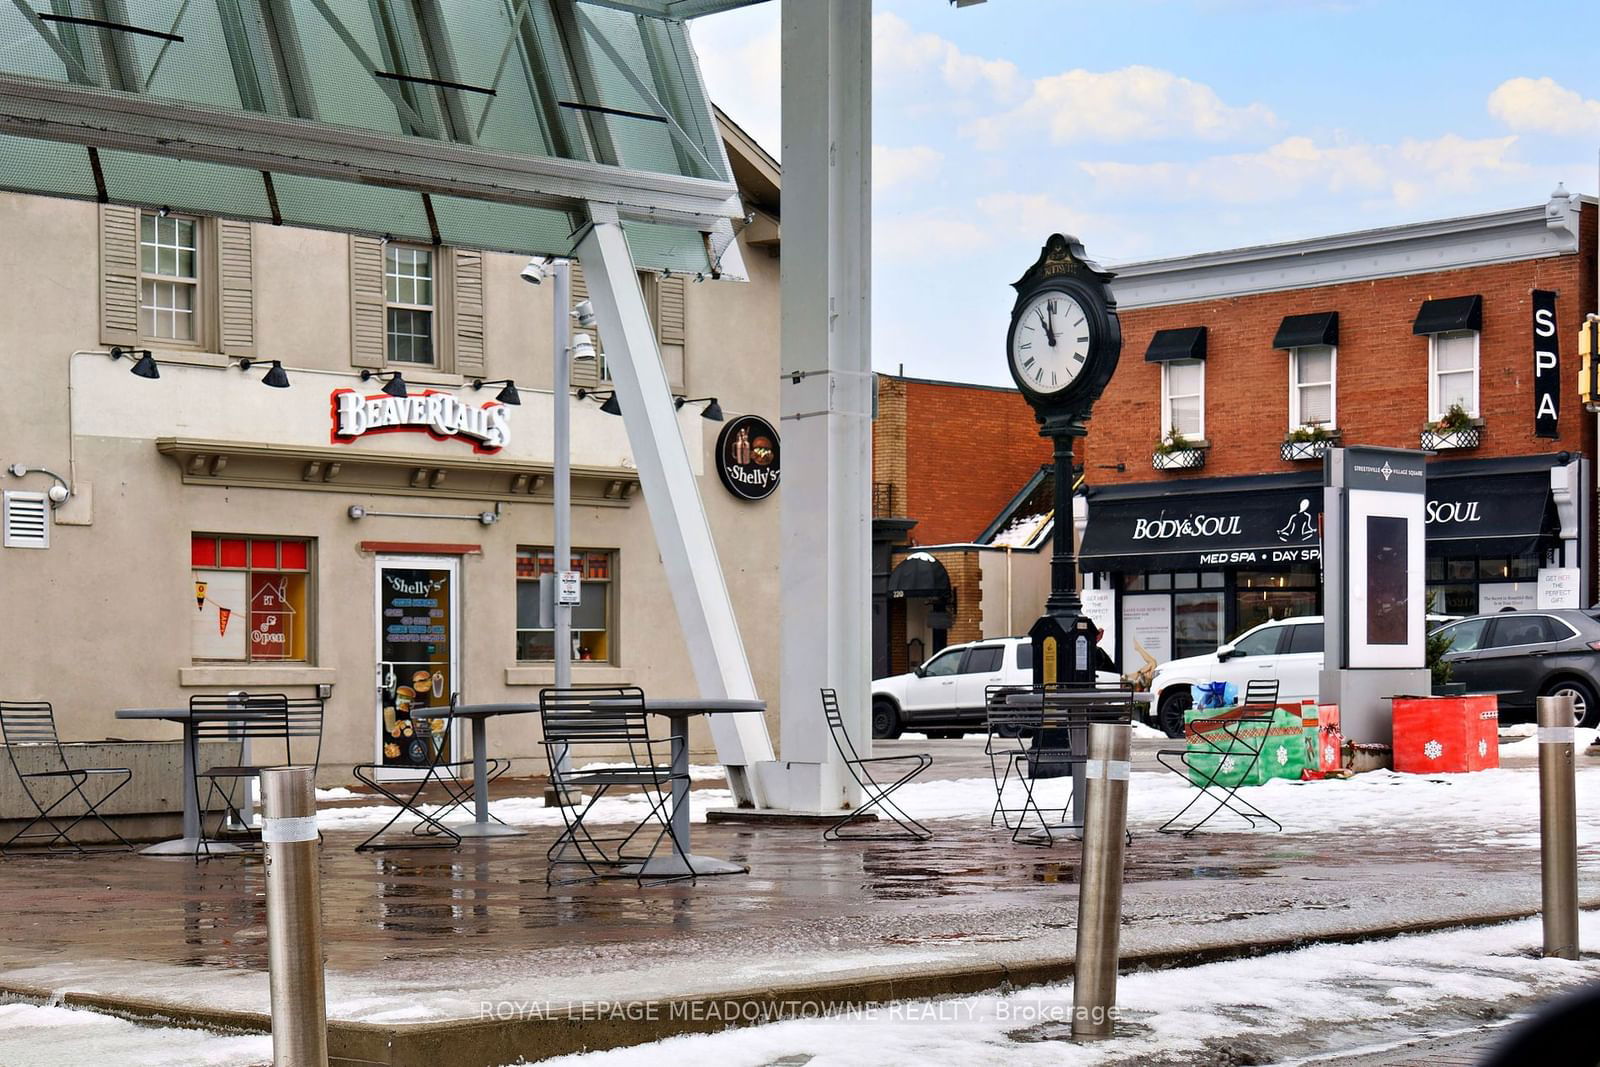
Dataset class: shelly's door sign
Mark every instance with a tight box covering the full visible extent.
[716,415,780,501]
[1533,290,1559,439]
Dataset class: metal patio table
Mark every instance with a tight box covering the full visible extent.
[451,702,541,838]
[115,706,248,856]
[616,698,766,878]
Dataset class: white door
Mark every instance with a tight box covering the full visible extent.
[903,645,964,713]
[374,556,461,779]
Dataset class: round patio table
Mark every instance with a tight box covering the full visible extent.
[115,707,243,856]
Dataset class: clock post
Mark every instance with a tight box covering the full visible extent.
[1003,234,1122,688]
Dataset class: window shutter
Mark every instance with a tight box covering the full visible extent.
[569,262,599,389]
[656,274,685,345]
[349,235,386,369]
[452,250,485,378]
[3,492,49,549]
[99,204,140,348]
[217,219,256,356]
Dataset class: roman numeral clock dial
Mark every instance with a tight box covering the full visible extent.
[1010,291,1091,395]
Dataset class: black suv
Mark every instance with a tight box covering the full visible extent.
[1432,609,1600,727]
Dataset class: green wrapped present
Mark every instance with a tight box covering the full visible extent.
[1183,705,1306,786]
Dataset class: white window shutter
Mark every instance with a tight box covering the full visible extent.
[100,204,140,348]
[3,492,49,549]
[217,219,256,356]
[349,236,387,369]
[452,250,485,378]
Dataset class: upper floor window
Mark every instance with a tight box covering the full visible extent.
[1429,330,1478,420]
[385,245,435,365]
[1162,358,1204,439]
[1289,345,1336,429]
[140,212,199,343]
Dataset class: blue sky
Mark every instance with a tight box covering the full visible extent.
[690,0,1600,386]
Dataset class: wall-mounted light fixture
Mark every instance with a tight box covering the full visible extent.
[577,388,621,417]
[360,369,407,398]
[571,301,596,328]
[674,396,724,422]
[520,257,547,285]
[570,332,596,363]
[6,463,71,507]
[471,379,521,406]
[109,346,160,379]
[236,357,290,388]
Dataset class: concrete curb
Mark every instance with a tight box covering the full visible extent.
[4,904,1595,1066]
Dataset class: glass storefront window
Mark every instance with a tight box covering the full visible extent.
[1446,558,1475,581]
[1123,574,1145,591]
[1173,592,1224,659]
[190,534,312,662]
[1234,567,1319,636]
[1202,572,1225,588]
[1147,573,1173,591]
[1173,572,1198,590]
[515,547,615,662]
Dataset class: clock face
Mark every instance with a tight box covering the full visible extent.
[1011,290,1093,395]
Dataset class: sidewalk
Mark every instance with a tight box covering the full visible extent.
[0,735,1593,1065]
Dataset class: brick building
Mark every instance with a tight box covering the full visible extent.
[1075,187,1597,681]
[870,375,1055,677]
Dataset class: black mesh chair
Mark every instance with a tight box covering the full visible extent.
[538,686,689,884]
[0,701,133,853]
[821,688,933,842]
[353,695,497,852]
[1156,698,1283,837]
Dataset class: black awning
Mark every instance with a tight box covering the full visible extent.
[1273,311,1338,349]
[1144,326,1207,363]
[1080,485,1323,572]
[1426,469,1557,557]
[887,553,952,598]
[1412,295,1482,335]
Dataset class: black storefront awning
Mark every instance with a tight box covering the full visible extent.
[1080,482,1324,573]
[1273,311,1338,349]
[1426,468,1558,557]
[1412,295,1482,335]
[1144,326,1207,363]
[887,552,952,599]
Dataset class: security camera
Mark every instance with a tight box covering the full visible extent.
[571,300,596,328]
[47,484,69,504]
[520,258,546,285]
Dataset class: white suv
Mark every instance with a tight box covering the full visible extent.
[1149,616,1324,737]
[872,637,1116,739]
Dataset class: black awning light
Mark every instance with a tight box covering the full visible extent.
[1144,326,1207,363]
[1413,295,1483,335]
[1273,311,1338,349]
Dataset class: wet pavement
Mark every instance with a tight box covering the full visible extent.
[0,733,1594,1062]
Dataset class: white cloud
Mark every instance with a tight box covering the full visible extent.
[873,145,944,190]
[872,12,1026,105]
[874,213,992,261]
[1488,77,1600,137]
[689,9,781,157]
[966,65,1278,149]
[1081,134,1526,209]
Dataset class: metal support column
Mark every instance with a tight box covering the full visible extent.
[261,766,327,1067]
[545,260,577,807]
[773,0,873,814]
[575,215,774,807]
[1073,722,1131,1041]
[1536,695,1579,960]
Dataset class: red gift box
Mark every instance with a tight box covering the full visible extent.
[1392,695,1499,774]
[1314,704,1344,776]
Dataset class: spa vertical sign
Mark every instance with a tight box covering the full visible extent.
[1533,289,1559,440]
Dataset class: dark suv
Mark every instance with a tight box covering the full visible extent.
[1432,609,1600,727]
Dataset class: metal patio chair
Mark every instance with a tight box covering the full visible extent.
[353,695,499,852]
[538,686,690,885]
[1156,708,1283,836]
[190,692,303,857]
[0,701,133,853]
[821,688,933,842]
[1243,678,1280,708]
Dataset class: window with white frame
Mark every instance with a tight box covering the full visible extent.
[139,212,199,343]
[1162,359,1204,439]
[1289,345,1336,428]
[1429,330,1478,419]
[384,245,435,364]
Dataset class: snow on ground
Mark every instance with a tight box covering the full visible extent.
[1501,726,1598,754]
[0,1001,270,1067]
[533,912,1600,1067]
[314,787,360,800]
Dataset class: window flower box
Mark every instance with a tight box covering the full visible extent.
[1280,430,1339,462]
[1420,425,1482,451]
[1152,447,1206,471]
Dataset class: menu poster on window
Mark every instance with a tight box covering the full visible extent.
[1480,582,1537,614]
[1538,568,1581,609]
[191,570,246,660]
[380,567,453,769]
[1080,588,1117,662]
[1120,595,1172,680]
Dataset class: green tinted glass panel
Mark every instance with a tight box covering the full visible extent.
[268,174,432,243]
[99,149,273,220]
[429,194,576,257]
[623,220,710,274]
[0,135,96,198]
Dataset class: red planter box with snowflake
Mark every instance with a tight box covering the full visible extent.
[1391,695,1499,774]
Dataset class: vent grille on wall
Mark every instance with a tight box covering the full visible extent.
[3,491,49,549]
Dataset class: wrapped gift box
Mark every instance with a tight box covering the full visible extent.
[1391,695,1499,774]
[1315,704,1344,776]
[1183,705,1306,786]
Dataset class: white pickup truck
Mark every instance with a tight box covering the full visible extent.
[871,636,1117,739]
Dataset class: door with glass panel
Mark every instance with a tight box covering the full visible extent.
[374,557,459,779]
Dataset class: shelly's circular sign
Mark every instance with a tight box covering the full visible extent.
[716,415,780,501]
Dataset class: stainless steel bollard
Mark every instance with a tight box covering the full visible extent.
[1072,722,1132,1041]
[261,766,329,1067]
[1535,696,1579,960]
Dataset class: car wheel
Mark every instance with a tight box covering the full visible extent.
[872,699,904,740]
[1541,678,1599,728]
[1157,689,1192,739]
